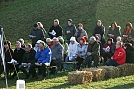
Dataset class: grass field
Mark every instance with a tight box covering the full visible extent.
[0,71,134,89]
[0,0,134,89]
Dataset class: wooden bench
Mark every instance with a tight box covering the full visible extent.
[45,65,57,76]
[61,61,78,71]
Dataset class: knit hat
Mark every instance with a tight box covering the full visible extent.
[34,23,38,28]
[80,37,86,43]
[46,38,52,42]
[89,36,96,41]
[70,37,76,42]
[68,19,73,22]
[53,37,59,41]
[36,40,43,44]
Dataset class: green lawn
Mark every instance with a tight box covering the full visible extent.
[0,71,134,89]
[0,0,134,89]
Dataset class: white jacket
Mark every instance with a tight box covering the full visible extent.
[68,42,78,57]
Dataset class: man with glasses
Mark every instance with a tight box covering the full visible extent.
[105,41,126,66]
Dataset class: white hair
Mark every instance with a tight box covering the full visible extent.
[37,22,43,28]
[54,19,59,25]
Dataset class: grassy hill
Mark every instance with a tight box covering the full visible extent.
[0,0,134,89]
[0,0,99,43]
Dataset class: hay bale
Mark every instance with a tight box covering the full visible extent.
[100,66,120,79]
[68,71,93,84]
[117,63,134,76]
[82,68,105,81]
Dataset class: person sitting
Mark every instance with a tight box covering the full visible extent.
[33,40,41,52]
[126,36,134,47]
[0,40,13,79]
[18,38,26,50]
[93,20,105,46]
[122,22,133,43]
[74,23,88,42]
[111,36,122,55]
[82,36,100,68]
[75,37,87,70]
[107,22,121,42]
[11,41,25,79]
[64,37,78,70]
[30,41,51,80]
[102,38,114,62]
[50,37,64,75]
[46,38,53,49]
[124,43,134,63]
[105,41,126,66]
[19,44,36,79]
[58,36,68,70]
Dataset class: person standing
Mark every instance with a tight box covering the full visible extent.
[93,20,105,45]
[48,19,63,39]
[74,23,88,42]
[29,24,44,47]
[64,19,77,44]
[107,22,121,42]
[37,22,46,41]
[122,22,133,43]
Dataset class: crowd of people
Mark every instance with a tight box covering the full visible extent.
[0,19,134,80]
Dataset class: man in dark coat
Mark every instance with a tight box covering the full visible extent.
[64,19,76,44]
[11,41,25,79]
[48,19,63,39]
[124,43,134,63]
[29,24,45,47]
[83,36,100,68]
[19,44,36,79]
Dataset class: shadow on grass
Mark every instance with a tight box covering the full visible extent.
[105,83,134,89]
[0,71,68,88]
[45,83,76,89]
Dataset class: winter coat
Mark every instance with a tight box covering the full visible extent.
[75,43,88,59]
[93,25,105,39]
[74,29,88,42]
[51,43,64,60]
[112,47,126,65]
[13,48,25,64]
[4,48,13,63]
[125,46,134,63]
[22,49,36,63]
[107,26,121,41]
[35,46,51,64]
[87,41,100,66]
[48,25,63,39]
[29,28,44,44]
[68,41,79,57]
[64,25,76,40]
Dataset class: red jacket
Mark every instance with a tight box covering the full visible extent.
[112,47,126,65]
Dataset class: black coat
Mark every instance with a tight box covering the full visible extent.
[13,48,25,64]
[93,25,105,38]
[22,49,36,63]
[125,46,134,63]
[48,25,62,39]
[30,28,44,44]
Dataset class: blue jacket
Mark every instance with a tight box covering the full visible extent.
[35,46,51,64]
